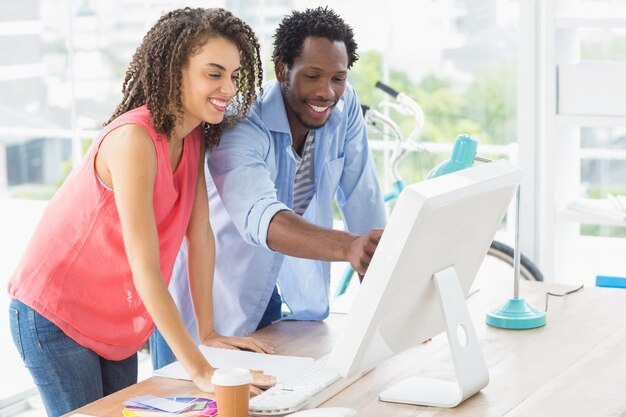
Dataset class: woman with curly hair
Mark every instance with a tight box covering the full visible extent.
[7,7,273,416]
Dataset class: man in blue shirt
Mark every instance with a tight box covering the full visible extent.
[151,7,386,369]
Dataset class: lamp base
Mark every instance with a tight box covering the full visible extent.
[486,298,546,329]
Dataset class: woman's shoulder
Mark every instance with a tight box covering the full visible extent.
[99,124,157,166]
[106,106,159,136]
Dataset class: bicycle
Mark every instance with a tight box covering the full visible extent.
[334,81,543,297]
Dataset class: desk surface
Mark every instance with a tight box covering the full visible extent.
[64,280,626,417]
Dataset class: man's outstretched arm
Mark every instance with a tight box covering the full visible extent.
[267,210,382,276]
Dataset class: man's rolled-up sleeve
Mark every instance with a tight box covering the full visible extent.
[207,120,291,250]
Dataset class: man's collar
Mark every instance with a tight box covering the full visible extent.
[261,80,291,134]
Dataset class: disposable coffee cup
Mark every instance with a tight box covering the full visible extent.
[211,368,253,417]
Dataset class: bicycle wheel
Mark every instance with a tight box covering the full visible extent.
[487,240,544,282]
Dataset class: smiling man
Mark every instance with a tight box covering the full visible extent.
[150,7,387,369]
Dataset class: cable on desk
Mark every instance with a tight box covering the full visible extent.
[544,284,584,312]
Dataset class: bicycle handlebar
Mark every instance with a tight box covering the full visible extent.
[374,81,425,135]
[366,81,488,188]
[375,81,400,98]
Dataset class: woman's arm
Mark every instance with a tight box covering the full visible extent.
[98,126,272,392]
[187,146,273,354]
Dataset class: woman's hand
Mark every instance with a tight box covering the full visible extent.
[202,332,274,354]
[190,365,217,393]
[191,365,276,395]
[249,370,277,395]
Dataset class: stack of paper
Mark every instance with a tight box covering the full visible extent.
[122,395,217,417]
[565,195,626,223]
[153,346,314,383]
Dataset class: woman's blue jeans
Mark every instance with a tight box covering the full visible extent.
[9,299,137,417]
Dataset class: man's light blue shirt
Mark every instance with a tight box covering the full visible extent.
[169,80,386,337]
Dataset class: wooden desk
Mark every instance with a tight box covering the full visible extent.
[64,280,626,417]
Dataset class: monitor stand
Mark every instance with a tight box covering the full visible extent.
[378,266,489,407]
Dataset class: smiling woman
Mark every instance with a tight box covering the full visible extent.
[5,7,275,417]
[180,38,242,128]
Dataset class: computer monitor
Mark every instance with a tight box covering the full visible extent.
[328,159,521,408]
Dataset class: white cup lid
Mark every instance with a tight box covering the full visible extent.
[211,368,253,386]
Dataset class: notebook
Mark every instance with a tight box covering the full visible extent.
[153,346,314,382]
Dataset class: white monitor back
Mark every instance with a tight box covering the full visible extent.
[328,160,521,384]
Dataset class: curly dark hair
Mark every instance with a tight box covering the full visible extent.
[105,7,263,147]
[272,6,358,69]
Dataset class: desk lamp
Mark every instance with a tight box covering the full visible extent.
[428,135,546,329]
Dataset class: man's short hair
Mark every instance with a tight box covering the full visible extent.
[272,6,359,69]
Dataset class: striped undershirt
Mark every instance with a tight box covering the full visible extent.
[292,130,316,216]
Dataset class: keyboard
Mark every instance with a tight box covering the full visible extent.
[249,355,361,416]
